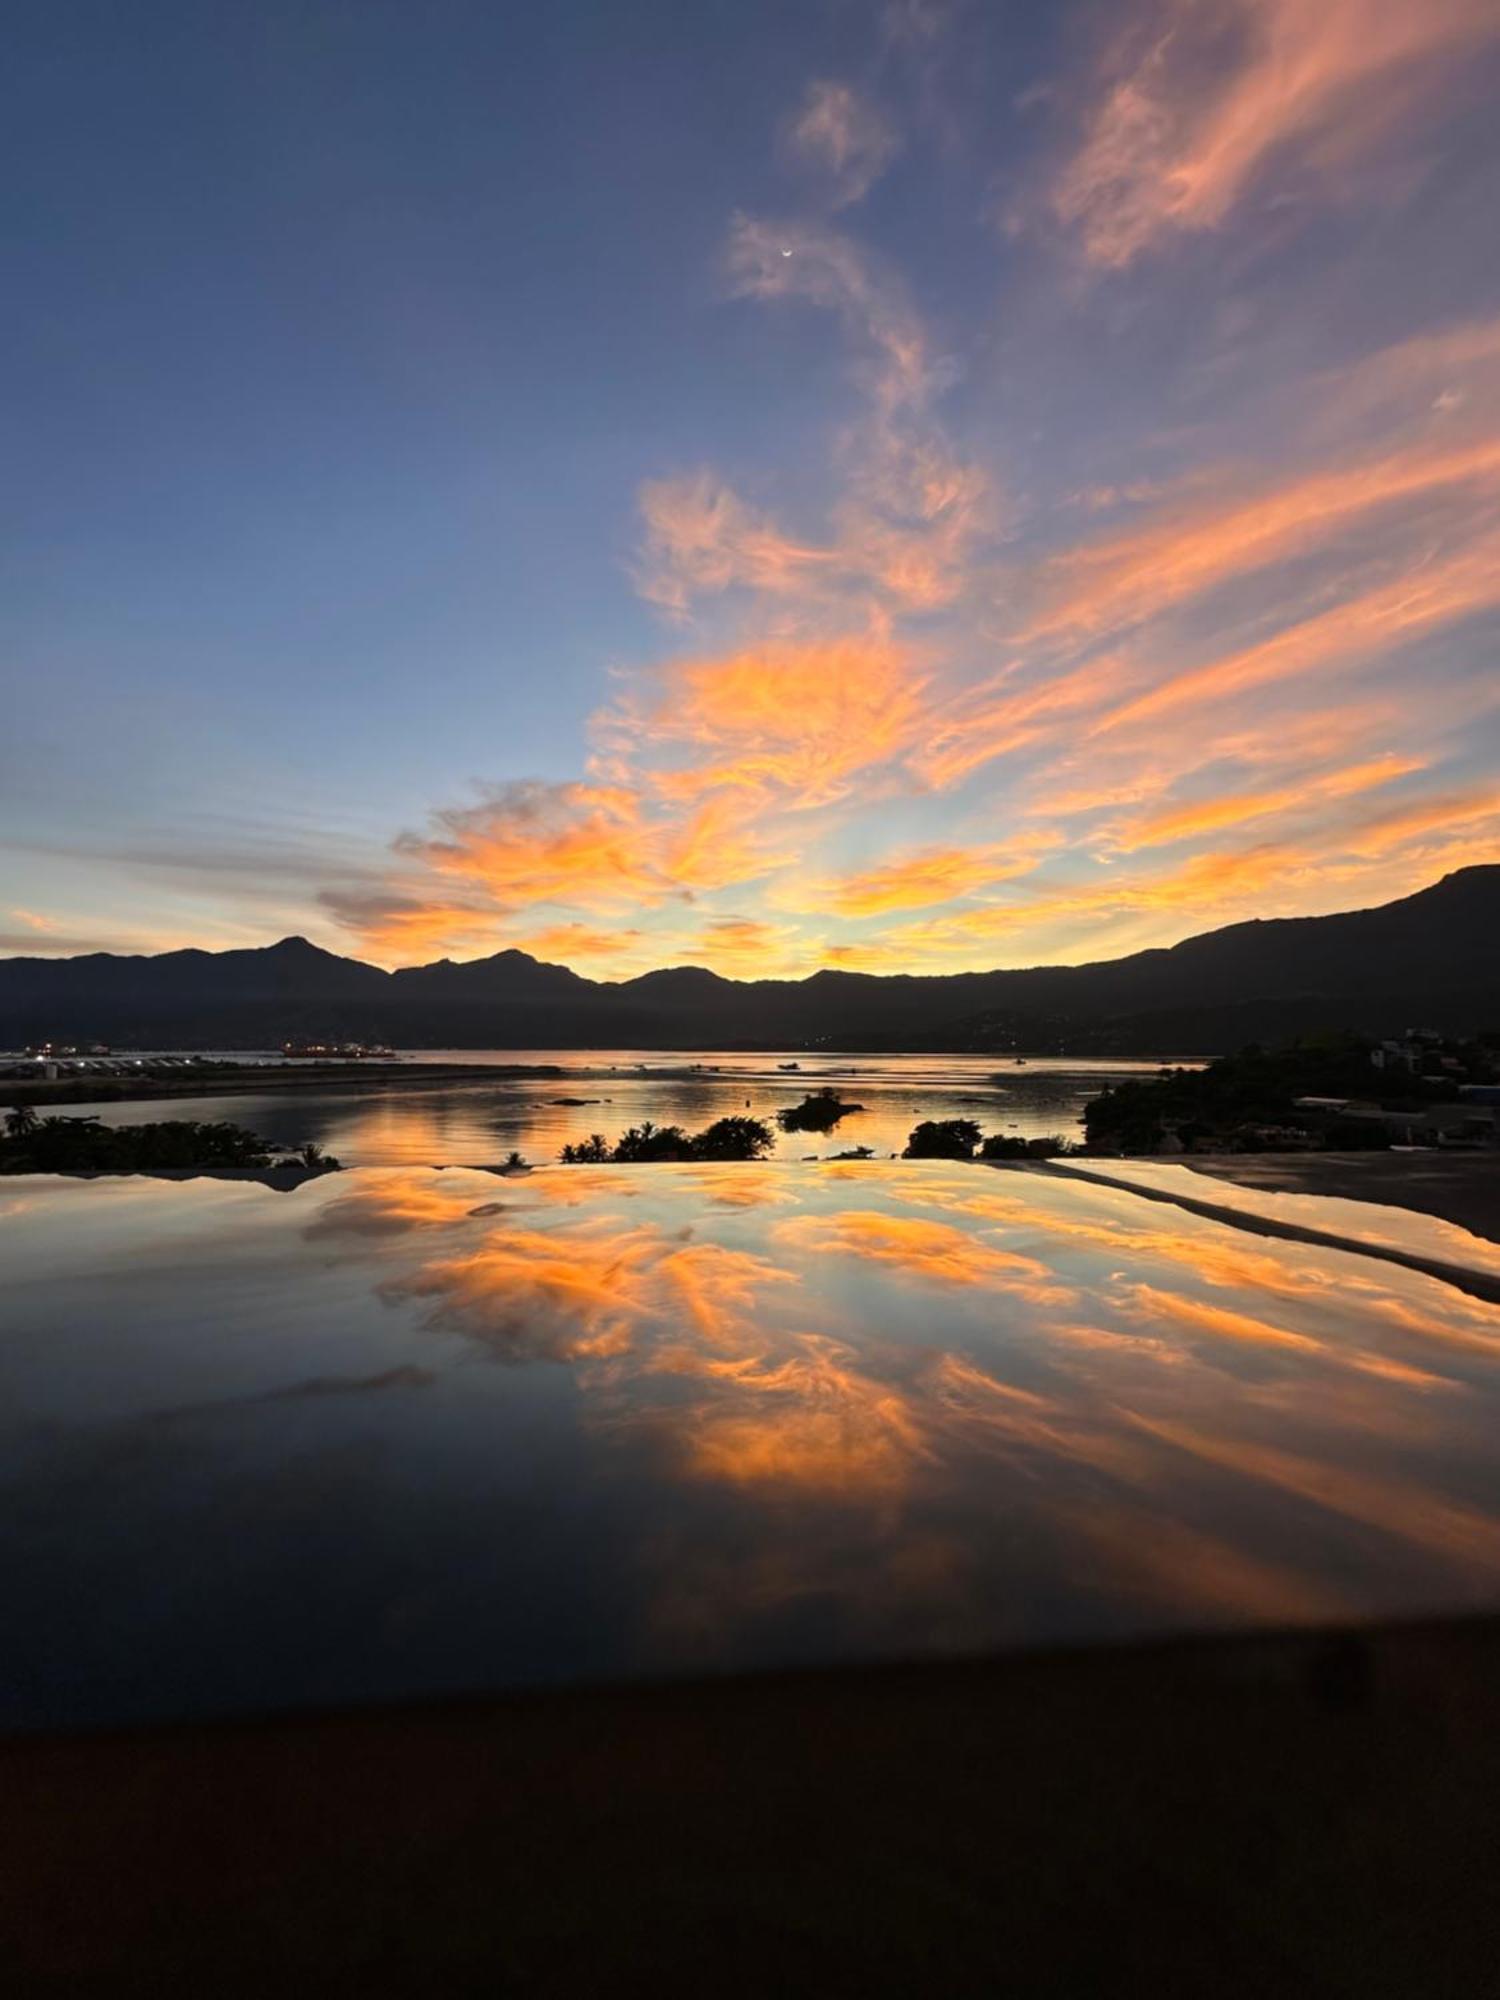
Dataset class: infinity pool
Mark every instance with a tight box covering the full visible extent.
[4,1162,1500,1730]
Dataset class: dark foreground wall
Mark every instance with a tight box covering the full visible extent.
[4,1614,1499,1996]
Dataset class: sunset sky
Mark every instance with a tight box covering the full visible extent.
[5,0,1499,977]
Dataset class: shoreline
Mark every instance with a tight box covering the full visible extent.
[0,1061,552,1109]
[0,1051,1176,1112]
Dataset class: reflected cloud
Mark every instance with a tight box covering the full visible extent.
[1131,1415,1500,1578]
[13,1161,1500,1730]
[303,1170,495,1240]
[380,1219,797,1367]
[773,1208,1075,1303]
[678,1332,929,1498]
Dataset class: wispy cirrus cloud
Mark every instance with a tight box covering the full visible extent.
[786,80,900,208]
[1023,434,1500,645]
[778,835,1061,919]
[605,633,932,812]
[1110,754,1426,853]
[1092,520,1500,735]
[1051,0,1500,267]
[302,3,1498,980]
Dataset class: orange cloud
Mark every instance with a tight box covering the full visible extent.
[358,772,802,961]
[511,922,645,964]
[1335,787,1500,860]
[658,792,799,890]
[1320,314,1500,432]
[1026,436,1500,643]
[386,1219,797,1367]
[637,453,989,619]
[1093,524,1500,734]
[1053,0,1498,267]
[774,1210,1073,1302]
[622,635,931,810]
[689,916,810,976]
[1114,754,1424,851]
[682,1334,927,1497]
[312,80,1499,979]
[400,780,662,914]
[785,836,1058,917]
[1130,1283,1323,1355]
[636,472,837,616]
[914,653,1132,790]
[320,888,508,962]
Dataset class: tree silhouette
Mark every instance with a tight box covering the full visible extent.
[903,1118,983,1160]
[559,1133,610,1164]
[690,1116,774,1160]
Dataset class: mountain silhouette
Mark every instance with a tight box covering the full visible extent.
[2,866,1496,1056]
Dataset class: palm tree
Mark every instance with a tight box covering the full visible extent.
[5,1104,39,1140]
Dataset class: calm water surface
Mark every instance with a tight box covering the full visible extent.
[1052,1158,1500,1278]
[4,1161,1500,1731]
[49,1049,1167,1165]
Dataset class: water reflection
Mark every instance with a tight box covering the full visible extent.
[1051,1158,1500,1278]
[4,1160,1500,1730]
[50,1053,1166,1167]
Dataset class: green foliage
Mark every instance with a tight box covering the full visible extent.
[776,1088,864,1134]
[903,1118,983,1160]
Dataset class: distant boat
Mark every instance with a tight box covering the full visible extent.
[1013,1057,1027,1065]
[778,1062,802,1072]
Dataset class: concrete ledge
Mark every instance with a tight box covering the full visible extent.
[3,1613,1498,1995]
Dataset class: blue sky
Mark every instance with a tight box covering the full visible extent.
[4,0,1499,971]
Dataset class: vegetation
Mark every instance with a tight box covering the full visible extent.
[691,1116,777,1160]
[1082,1031,1500,1154]
[978,1133,1067,1160]
[561,1115,775,1164]
[776,1087,865,1134]
[1,1108,341,1175]
[903,1119,984,1159]
[559,1133,612,1163]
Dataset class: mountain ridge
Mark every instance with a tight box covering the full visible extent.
[2,866,1497,1057]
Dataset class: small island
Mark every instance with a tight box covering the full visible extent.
[776,1087,866,1134]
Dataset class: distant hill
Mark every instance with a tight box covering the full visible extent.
[2,866,1497,1056]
